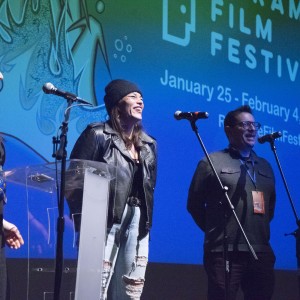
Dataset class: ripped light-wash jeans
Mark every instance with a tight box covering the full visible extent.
[101,204,149,300]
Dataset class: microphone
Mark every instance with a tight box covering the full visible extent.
[42,82,92,105]
[258,131,282,144]
[174,110,209,121]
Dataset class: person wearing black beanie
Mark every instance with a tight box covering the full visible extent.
[68,79,157,299]
[104,79,142,113]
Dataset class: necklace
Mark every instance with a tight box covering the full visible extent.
[128,147,139,161]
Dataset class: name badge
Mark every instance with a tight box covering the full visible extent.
[252,191,265,214]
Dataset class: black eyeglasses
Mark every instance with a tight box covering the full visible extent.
[233,121,261,130]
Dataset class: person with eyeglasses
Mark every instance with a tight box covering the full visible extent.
[187,105,276,300]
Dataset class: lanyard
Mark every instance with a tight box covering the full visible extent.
[240,159,256,189]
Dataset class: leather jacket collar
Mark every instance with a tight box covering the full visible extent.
[103,122,155,144]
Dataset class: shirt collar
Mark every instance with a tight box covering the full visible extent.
[228,145,258,163]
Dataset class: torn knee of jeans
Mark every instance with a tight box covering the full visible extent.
[123,275,145,297]
[102,260,113,291]
[102,260,112,279]
[123,275,145,286]
[135,255,148,267]
[103,260,112,270]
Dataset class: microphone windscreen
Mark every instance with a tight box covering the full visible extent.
[174,111,182,120]
[42,82,55,94]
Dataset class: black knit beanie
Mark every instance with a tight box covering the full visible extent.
[104,79,142,112]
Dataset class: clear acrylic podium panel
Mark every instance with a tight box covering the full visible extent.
[4,159,116,300]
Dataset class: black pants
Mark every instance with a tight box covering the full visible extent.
[204,251,276,300]
[0,246,7,300]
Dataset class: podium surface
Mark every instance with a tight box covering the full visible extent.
[3,159,116,299]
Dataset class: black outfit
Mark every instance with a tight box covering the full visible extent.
[0,139,6,300]
[67,121,157,238]
[187,147,276,300]
[0,200,6,300]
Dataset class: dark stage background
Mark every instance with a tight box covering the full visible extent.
[6,259,300,299]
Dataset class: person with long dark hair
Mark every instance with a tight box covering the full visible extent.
[67,79,157,299]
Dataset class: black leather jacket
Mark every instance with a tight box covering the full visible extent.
[67,122,157,236]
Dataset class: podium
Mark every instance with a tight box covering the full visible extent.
[3,159,116,299]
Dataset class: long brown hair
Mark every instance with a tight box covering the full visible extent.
[108,104,143,150]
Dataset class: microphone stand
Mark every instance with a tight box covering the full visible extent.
[265,139,300,297]
[52,96,74,300]
[189,120,258,300]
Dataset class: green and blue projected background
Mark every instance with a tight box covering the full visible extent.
[0,1,300,270]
